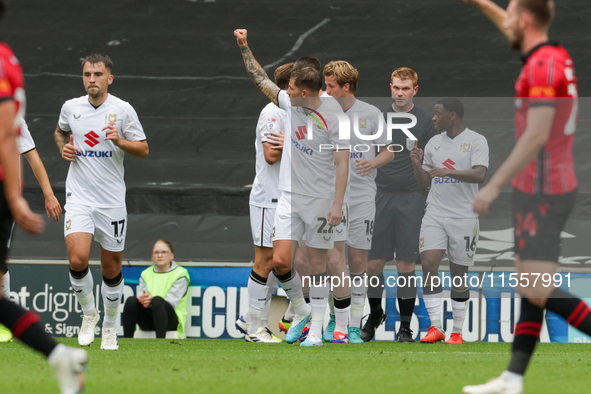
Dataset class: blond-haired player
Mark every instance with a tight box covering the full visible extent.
[322,60,394,343]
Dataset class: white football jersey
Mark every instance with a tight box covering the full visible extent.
[277,90,349,199]
[249,102,285,208]
[58,94,146,208]
[423,128,489,218]
[17,118,35,154]
[346,99,388,204]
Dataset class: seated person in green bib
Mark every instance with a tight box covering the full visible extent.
[123,239,190,338]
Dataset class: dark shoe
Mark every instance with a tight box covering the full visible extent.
[397,326,415,342]
[360,311,387,342]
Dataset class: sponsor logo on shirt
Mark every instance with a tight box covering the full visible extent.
[84,131,100,147]
[295,125,308,140]
[351,152,363,159]
[291,137,313,156]
[529,86,556,98]
[434,177,465,184]
[76,150,113,158]
[442,159,456,170]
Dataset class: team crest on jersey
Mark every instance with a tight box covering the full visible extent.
[108,114,117,123]
[66,220,72,231]
[406,138,416,151]
[359,118,367,129]
[462,143,471,153]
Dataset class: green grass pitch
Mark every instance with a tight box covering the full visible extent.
[1,339,590,393]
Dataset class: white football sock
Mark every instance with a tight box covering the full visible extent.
[309,275,329,339]
[247,275,268,334]
[452,300,467,333]
[350,272,367,329]
[334,305,350,333]
[328,289,335,316]
[102,278,124,328]
[423,294,442,330]
[284,302,295,321]
[277,271,308,316]
[261,272,279,327]
[70,269,95,314]
[2,270,10,298]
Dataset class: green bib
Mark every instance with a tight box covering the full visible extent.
[141,265,191,337]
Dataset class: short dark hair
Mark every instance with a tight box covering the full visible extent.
[293,56,321,72]
[153,239,174,254]
[274,63,294,90]
[82,54,114,73]
[517,0,554,28]
[291,67,322,93]
[437,98,465,119]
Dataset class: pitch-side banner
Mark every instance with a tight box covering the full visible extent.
[8,264,591,343]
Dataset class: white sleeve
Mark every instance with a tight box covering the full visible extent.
[122,104,146,142]
[58,102,71,132]
[17,118,36,154]
[471,135,489,168]
[259,106,281,143]
[422,140,435,171]
[277,90,291,111]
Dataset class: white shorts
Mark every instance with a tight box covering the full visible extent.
[332,203,348,243]
[346,201,376,250]
[273,192,334,249]
[64,202,127,252]
[250,205,275,248]
[419,212,479,266]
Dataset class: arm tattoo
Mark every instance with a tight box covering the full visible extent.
[240,45,280,106]
[54,126,69,153]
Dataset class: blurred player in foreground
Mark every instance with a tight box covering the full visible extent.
[0,2,87,392]
[0,118,61,342]
[463,1,588,393]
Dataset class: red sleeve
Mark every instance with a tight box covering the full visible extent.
[527,52,565,106]
[0,44,24,102]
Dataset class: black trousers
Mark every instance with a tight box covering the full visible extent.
[122,296,178,338]
[0,182,14,274]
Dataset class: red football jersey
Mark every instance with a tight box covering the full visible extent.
[0,42,25,182]
[512,42,578,195]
